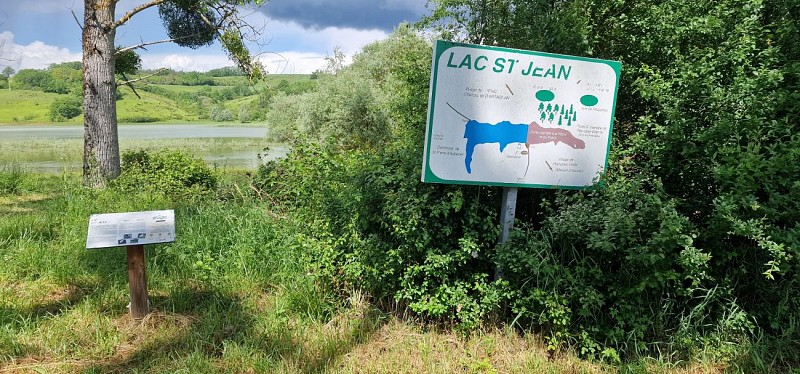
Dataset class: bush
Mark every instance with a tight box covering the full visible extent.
[209,106,233,122]
[256,3,800,367]
[49,96,82,121]
[257,29,516,331]
[237,105,250,123]
[118,116,160,123]
[113,150,218,199]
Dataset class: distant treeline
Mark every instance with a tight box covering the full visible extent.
[7,62,250,92]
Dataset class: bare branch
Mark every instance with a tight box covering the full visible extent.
[116,68,167,87]
[118,72,142,99]
[116,28,223,54]
[114,0,168,28]
[71,9,84,30]
[116,38,176,54]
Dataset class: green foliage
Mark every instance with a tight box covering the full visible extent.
[258,28,519,330]
[10,63,81,94]
[48,95,82,122]
[255,2,800,368]
[1,66,14,79]
[237,105,250,123]
[209,105,234,121]
[266,25,427,150]
[497,177,751,357]
[174,71,216,86]
[115,48,142,76]
[0,163,27,195]
[265,74,388,149]
[219,27,264,81]
[12,69,49,89]
[13,68,72,94]
[158,0,217,49]
[117,115,160,123]
[206,66,243,77]
[421,0,800,367]
[113,149,218,199]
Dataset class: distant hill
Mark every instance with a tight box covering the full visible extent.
[0,64,316,125]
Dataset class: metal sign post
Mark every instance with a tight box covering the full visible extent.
[496,187,518,280]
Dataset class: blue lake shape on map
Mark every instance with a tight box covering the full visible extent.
[463,120,528,173]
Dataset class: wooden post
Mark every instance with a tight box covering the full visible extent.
[496,187,518,280]
[126,244,149,318]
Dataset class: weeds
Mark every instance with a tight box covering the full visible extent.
[0,163,26,195]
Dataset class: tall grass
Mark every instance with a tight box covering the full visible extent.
[0,169,390,372]
[0,163,27,194]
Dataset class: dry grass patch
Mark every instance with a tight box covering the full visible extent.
[0,194,51,214]
[108,311,197,363]
[333,319,607,374]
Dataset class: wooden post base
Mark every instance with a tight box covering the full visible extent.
[126,245,149,318]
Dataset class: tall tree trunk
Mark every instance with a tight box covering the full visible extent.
[82,0,119,188]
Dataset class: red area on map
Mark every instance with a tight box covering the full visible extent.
[526,121,585,149]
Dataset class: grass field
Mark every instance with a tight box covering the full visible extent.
[0,90,63,124]
[0,89,198,125]
[116,89,198,123]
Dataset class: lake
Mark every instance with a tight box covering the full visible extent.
[0,124,288,173]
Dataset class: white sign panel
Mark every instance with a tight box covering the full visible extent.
[422,41,621,189]
[86,210,175,249]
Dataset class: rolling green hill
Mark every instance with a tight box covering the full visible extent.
[0,90,63,123]
[0,72,315,125]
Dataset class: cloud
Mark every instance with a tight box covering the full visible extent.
[0,31,81,70]
[258,51,327,75]
[256,17,389,55]
[140,53,232,72]
[261,0,427,31]
[141,50,327,74]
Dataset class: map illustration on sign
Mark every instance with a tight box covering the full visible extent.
[422,41,621,189]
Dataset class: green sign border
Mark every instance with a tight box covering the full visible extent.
[422,40,622,190]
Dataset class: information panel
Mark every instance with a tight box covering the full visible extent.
[86,210,175,249]
[422,40,621,189]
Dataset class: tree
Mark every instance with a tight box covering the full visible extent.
[81,0,266,187]
[1,67,13,90]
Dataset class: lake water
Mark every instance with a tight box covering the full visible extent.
[0,124,288,173]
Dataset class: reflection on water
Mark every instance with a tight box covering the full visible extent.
[0,124,287,173]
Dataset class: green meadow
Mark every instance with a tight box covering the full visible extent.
[0,90,63,124]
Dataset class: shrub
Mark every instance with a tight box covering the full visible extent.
[49,96,82,121]
[209,106,233,122]
[237,105,250,123]
[118,116,160,123]
[113,150,218,199]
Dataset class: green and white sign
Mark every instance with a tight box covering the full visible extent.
[422,40,621,189]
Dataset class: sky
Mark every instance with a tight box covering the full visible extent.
[0,0,429,74]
